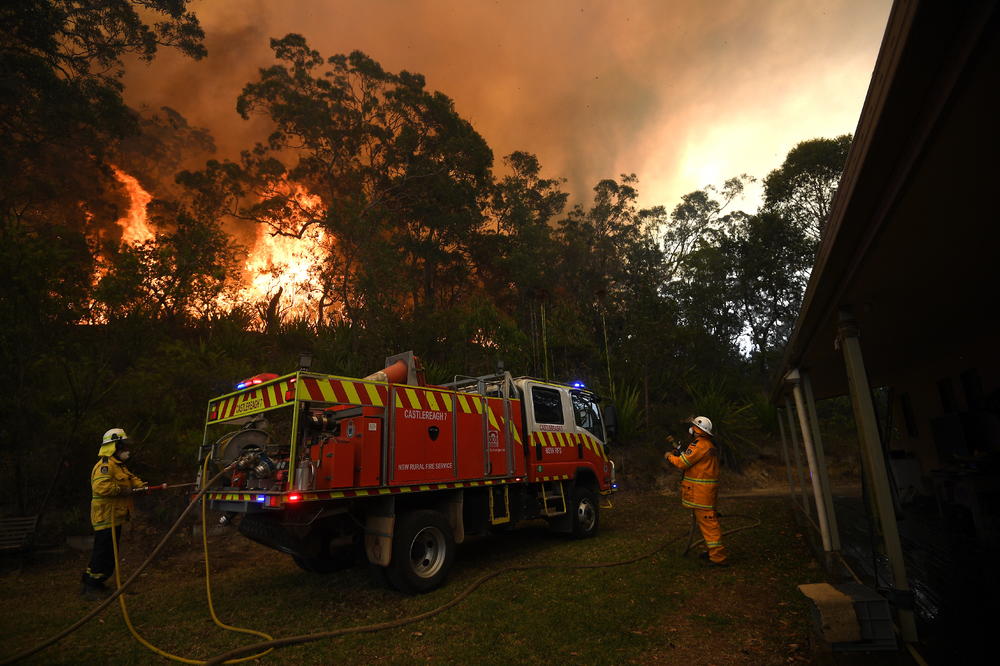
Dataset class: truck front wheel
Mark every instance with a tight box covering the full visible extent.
[386,510,455,593]
[570,486,599,538]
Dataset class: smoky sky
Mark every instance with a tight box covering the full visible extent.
[123,0,892,211]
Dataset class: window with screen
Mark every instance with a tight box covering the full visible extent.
[532,387,564,424]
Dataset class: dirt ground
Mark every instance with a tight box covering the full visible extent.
[1,467,918,665]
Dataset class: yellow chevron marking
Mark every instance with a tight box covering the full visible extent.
[440,393,452,410]
[424,391,440,411]
[419,485,430,491]
[378,488,391,494]
[405,388,422,409]
[342,381,362,405]
[472,397,483,414]
[486,407,501,431]
[318,380,337,402]
[457,394,471,413]
[395,393,404,408]
[364,382,384,407]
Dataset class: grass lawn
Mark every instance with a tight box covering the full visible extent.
[2,491,835,665]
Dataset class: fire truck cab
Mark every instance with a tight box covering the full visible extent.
[198,352,616,593]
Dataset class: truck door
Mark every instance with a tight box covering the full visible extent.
[525,382,573,465]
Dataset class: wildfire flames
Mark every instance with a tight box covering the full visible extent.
[111,166,155,244]
[238,185,329,319]
[109,167,329,323]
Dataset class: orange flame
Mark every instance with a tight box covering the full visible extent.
[237,184,329,320]
[107,168,331,322]
[110,166,155,244]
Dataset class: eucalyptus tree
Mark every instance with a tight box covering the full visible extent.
[763,135,852,242]
[190,35,494,332]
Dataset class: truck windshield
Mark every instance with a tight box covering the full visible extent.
[571,391,604,441]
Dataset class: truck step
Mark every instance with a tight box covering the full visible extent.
[540,507,567,517]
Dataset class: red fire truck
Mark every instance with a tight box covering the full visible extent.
[198,352,617,592]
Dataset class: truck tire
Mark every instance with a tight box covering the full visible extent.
[386,509,455,593]
[570,486,599,538]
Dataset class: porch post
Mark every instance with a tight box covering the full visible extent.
[801,370,842,551]
[787,369,832,552]
[776,406,797,503]
[837,311,917,642]
[784,396,811,519]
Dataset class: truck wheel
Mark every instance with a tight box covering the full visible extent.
[570,486,599,538]
[386,510,455,593]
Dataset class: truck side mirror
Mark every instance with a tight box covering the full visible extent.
[603,403,618,442]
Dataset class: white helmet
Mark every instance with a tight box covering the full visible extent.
[690,416,713,436]
[100,428,129,457]
[103,428,129,445]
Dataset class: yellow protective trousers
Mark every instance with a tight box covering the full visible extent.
[694,509,727,563]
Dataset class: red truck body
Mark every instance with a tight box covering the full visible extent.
[199,352,616,592]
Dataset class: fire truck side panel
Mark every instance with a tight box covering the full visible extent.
[485,398,510,476]
[453,393,485,479]
[390,386,456,484]
[360,412,384,486]
[504,400,527,478]
[310,407,385,489]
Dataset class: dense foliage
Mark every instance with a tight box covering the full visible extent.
[0,2,849,526]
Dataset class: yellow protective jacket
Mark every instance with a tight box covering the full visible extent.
[666,434,720,510]
[90,455,145,530]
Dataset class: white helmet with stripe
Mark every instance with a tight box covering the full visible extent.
[99,428,129,457]
[103,428,129,445]
[690,416,713,436]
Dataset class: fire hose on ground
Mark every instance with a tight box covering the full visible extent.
[4,468,760,665]
[201,512,762,665]
[3,457,275,665]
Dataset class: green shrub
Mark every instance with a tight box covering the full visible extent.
[609,381,643,443]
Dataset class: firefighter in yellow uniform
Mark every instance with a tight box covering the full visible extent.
[80,428,146,598]
[666,416,728,566]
